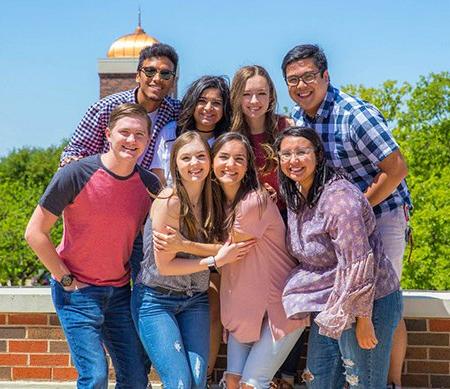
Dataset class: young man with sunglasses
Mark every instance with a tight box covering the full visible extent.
[281,44,412,389]
[61,43,181,170]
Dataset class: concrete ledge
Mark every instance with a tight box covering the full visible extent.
[1,288,449,318]
[97,58,138,74]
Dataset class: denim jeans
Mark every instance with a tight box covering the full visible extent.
[51,279,148,389]
[130,232,144,284]
[131,284,210,389]
[226,318,304,389]
[304,290,403,388]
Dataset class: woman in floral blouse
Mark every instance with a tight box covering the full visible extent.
[275,127,402,388]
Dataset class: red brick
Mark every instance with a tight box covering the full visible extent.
[405,318,428,331]
[9,340,48,353]
[408,332,449,346]
[429,347,450,360]
[12,367,51,380]
[405,346,428,360]
[49,314,60,326]
[0,353,28,366]
[30,354,69,366]
[52,367,78,381]
[49,340,69,353]
[429,319,450,332]
[8,313,48,325]
[0,367,11,380]
[402,373,429,387]
[407,360,449,374]
[431,374,450,387]
[0,327,25,339]
[0,314,6,324]
[27,327,65,340]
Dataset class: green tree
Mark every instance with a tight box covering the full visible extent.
[0,144,64,285]
[344,72,450,290]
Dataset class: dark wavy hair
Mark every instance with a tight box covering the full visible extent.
[211,132,266,236]
[138,43,178,71]
[177,75,231,138]
[274,127,343,213]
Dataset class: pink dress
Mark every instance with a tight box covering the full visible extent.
[220,191,308,343]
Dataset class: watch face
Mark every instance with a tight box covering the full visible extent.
[60,275,74,287]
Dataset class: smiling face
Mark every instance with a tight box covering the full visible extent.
[175,139,211,184]
[241,75,270,120]
[279,135,317,195]
[285,58,329,118]
[213,140,248,192]
[136,56,175,104]
[193,88,224,132]
[105,115,150,162]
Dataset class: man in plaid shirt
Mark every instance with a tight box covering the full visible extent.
[61,43,181,170]
[282,44,411,388]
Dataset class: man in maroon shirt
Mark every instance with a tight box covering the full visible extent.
[25,103,160,389]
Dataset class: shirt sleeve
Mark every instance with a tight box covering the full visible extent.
[60,101,109,161]
[233,192,271,239]
[349,105,399,165]
[149,121,177,170]
[314,182,376,339]
[38,164,82,217]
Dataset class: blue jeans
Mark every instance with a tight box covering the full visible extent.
[51,279,148,389]
[131,284,210,389]
[305,290,403,388]
[227,319,304,388]
[130,232,144,284]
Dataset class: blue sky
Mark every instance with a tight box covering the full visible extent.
[1,0,449,156]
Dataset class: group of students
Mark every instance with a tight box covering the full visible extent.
[25,42,411,389]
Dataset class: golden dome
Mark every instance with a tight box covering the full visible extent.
[107,26,159,58]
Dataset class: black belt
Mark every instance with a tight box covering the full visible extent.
[152,286,190,296]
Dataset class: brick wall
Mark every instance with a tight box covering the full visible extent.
[403,318,450,387]
[99,74,137,99]
[0,293,449,387]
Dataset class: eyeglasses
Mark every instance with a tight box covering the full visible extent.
[139,67,176,80]
[278,148,315,162]
[285,71,320,87]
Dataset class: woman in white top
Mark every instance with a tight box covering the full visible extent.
[150,75,231,187]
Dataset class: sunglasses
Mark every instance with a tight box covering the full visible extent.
[139,67,176,80]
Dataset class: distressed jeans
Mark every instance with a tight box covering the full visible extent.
[131,283,210,389]
[51,279,148,389]
[304,290,403,388]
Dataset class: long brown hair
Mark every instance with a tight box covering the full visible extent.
[212,132,267,235]
[169,131,219,242]
[230,65,278,174]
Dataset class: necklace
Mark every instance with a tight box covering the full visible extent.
[196,128,214,134]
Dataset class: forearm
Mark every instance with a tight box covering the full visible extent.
[25,232,70,281]
[156,255,212,276]
[181,241,222,256]
[364,170,406,207]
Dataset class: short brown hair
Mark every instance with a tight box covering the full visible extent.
[108,103,151,134]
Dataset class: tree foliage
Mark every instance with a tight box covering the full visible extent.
[0,144,64,285]
[345,72,450,290]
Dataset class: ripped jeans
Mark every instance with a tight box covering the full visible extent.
[304,290,402,388]
[131,284,210,389]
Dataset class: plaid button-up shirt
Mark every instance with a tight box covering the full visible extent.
[292,84,412,217]
[61,88,181,170]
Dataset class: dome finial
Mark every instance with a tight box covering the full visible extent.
[138,6,142,28]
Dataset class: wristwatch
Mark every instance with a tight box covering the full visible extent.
[60,274,74,287]
[205,256,218,273]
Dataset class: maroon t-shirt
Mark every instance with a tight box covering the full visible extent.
[39,155,160,286]
[248,116,289,211]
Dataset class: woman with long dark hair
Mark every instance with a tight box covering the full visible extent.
[132,131,253,389]
[150,75,230,186]
[275,127,402,388]
[212,132,306,389]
